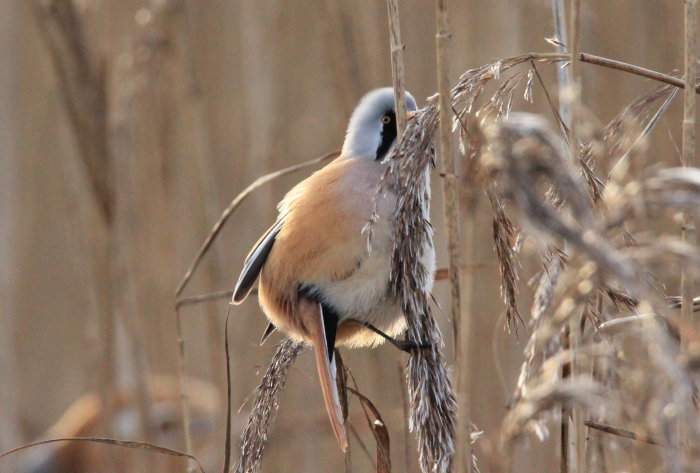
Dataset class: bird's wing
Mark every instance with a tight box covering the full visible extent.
[298,296,347,451]
[232,217,286,304]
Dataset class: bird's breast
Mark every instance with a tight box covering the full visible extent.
[258,156,435,348]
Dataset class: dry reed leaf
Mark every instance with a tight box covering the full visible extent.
[348,387,391,473]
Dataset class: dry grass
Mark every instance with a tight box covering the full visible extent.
[7,2,700,473]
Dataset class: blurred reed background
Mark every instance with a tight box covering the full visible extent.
[0,0,692,472]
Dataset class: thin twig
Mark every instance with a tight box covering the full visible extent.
[0,437,207,473]
[550,0,571,127]
[436,1,469,473]
[583,420,663,447]
[567,3,586,473]
[608,86,679,178]
[176,290,236,310]
[175,305,194,473]
[175,150,339,297]
[397,364,412,473]
[348,423,376,469]
[385,0,408,139]
[530,60,570,138]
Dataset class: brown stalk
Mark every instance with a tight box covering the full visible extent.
[550,1,573,471]
[397,364,412,473]
[436,1,469,472]
[470,51,700,95]
[566,3,586,473]
[385,0,408,139]
[176,290,236,309]
[550,0,571,126]
[681,0,698,338]
[579,53,700,94]
[584,420,663,447]
[681,0,697,465]
[175,304,194,473]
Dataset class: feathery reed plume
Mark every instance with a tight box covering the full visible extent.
[488,191,523,330]
[368,50,685,473]
[477,110,700,472]
[168,48,700,473]
[235,340,307,473]
[378,103,457,473]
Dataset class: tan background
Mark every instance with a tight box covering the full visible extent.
[0,1,689,472]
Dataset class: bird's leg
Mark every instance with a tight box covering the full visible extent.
[354,320,431,352]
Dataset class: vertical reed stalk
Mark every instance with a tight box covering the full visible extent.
[551,2,573,472]
[551,0,571,127]
[681,0,697,466]
[385,0,408,139]
[566,1,585,473]
[435,1,469,472]
[681,0,697,330]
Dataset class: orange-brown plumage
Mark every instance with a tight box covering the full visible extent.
[258,155,398,347]
[232,88,432,452]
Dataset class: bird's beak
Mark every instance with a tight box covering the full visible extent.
[406,111,417,120]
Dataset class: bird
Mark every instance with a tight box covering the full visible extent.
[232,87,436,451]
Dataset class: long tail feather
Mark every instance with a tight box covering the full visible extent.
[300,298,347,451]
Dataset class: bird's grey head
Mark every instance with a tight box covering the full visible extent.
[342,87,418,160]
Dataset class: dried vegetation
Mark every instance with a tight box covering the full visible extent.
[5,1,700,473]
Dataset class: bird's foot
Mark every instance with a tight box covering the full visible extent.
[354,320,432,353]
[390,337,432,353]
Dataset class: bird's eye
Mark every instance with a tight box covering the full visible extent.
[381,115,391,125]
